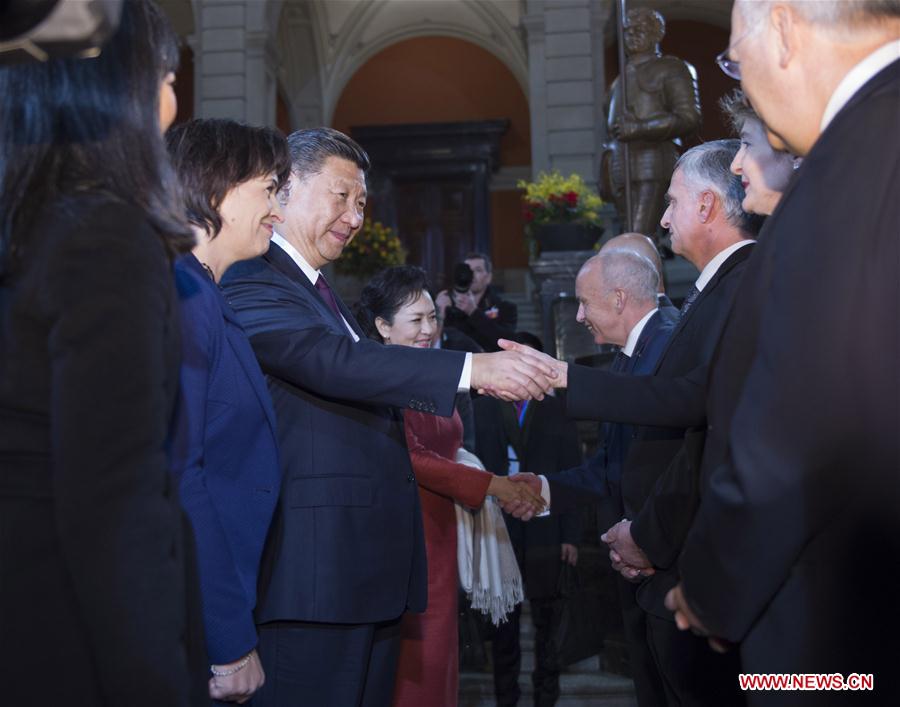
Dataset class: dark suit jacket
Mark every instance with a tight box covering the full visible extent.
[628,246,754,615]
[169,254,281,664]
[0,197,207,706]
[657,293,679,324]
[474,394,583,599]
[678,60,900,696]
[221,243,466,625]
[565,245,754,616]
[547,309,675,519]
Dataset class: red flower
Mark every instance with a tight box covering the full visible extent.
[565,191,578,206]
[523,210,534,222]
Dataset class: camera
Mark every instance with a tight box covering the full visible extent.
[452,262,474,295]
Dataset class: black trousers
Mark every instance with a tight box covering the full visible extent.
[253,617,402,707]
[645,612,744,706]
[492,599,562,707]
[617,577,668,707]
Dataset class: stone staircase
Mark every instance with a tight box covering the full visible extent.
[458,603,637,707]
[503,292,542,339]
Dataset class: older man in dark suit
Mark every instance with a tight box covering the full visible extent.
[518,243,677,705]
[513,143,760,705]
[221,128,554,707]
[509,2,900,703]
[664,2,900,703]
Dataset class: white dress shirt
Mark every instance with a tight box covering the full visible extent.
[694,240,755,293]
[820,39,900,132]
[536,304,662,511]
[271,232,472,390]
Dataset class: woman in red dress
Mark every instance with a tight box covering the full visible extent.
[354,266,545,707]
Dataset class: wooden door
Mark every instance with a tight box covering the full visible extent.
[393,179,475,288]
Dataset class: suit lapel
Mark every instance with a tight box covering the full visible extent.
[222,314,279,441]
[185,254,280,443]
[265,244,363,338]
[629,311,662,372]
[651,244,755,373]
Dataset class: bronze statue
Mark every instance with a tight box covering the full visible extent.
[601,8,701,240]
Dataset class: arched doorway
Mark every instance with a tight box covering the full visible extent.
[332,36,532,283]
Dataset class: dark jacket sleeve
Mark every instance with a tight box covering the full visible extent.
[630,428,705,569]
[225,267,464,416]
[554,410,584,545]
[46,212,199,706]
[567,362,708,428]
[547,448,609,514]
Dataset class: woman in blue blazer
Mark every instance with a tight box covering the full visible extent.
[166,119,290,704]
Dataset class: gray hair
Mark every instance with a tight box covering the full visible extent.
[674,140,748,232]
[738,0,900,26]
[592,250,659,306]
[286,127,370,181]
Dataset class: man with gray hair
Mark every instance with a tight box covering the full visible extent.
[507,139,760,705]
[659,1,900,702]
[599,232,679,321]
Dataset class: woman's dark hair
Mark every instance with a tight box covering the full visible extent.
[353,265,431,343]
[166,119,291,238]
[0,0,192,278]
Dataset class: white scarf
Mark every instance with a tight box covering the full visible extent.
[454,448,524,625]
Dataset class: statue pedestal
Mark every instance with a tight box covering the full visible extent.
[530,250,615,362]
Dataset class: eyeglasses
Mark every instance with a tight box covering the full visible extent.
[715,24,762,81]
[716,50,741,80]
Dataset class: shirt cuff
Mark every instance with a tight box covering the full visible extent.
[537,474,551,517]
[457,352,472,392]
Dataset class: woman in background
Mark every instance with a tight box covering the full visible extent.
[0,2,207,704]
[354,265,544,707]
[720,88,798,216]
[166,118,290,704]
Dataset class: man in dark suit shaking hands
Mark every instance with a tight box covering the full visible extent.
[664,1,900,702]
[221,128,554,707]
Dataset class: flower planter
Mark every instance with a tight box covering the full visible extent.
[535,223,604,252]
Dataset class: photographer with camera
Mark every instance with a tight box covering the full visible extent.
[437,253,518,352]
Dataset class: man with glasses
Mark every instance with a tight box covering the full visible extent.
[663,1,900,702]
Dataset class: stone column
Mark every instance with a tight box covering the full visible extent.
[192,0,278,125]
[523,0,612,187]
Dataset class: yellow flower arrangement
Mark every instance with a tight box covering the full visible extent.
[516,170,605,256]
[335,218,407,278]
[517,171,605,228]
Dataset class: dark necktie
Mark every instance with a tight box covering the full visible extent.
[610,350,630,373]
[679,285,700,320]
[314,274,343,321]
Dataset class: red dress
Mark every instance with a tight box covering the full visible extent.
[392,409,493,707]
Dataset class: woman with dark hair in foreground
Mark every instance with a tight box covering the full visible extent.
[0,1,207,705]
[166,118,290,704]
[354,266,544,707]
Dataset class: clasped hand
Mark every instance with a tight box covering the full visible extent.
[601,519,654,582]
[487,474,545,516]
[664,583,732,654]
[471,339,568,402]
[209,649,264,704]
[495,473,544,520]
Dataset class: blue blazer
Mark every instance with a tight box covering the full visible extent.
[547,310,675,515]
[169,254,281,664]
[221,243,466,625]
